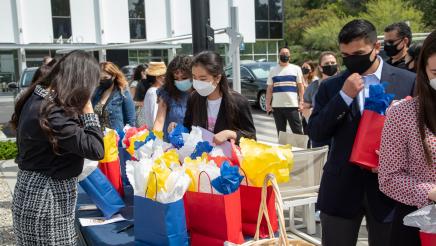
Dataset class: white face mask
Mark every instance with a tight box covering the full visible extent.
[193,79,217,97]
[430,78,436,91]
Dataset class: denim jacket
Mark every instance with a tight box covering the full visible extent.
[92,86,136,131]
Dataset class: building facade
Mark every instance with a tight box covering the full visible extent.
[0,0,283,83]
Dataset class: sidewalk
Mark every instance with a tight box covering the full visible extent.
[0,159,17,245]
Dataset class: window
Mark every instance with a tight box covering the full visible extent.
[241,67,253,79]
[129,0,146,40]
[51,0,71,40]
[255,0,283,39]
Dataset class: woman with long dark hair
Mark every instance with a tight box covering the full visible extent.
[11,50,104,245]
[153,55,193,140]
[379,30,436,246]
[184,51,256,144]
[92,62,135,131]
[129,64,147,101]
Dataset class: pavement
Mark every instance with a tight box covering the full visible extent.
[0,107,370,245]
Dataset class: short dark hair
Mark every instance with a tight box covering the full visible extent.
[338,19,377,45]
[384,22,412,46]
[279,46,290,54]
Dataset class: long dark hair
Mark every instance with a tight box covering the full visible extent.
[162,55,193,103]
[415,30,436,164]
[191,51,236,130]
[31,58,57,84]
[11,50,100,153]
[133,64,147,81]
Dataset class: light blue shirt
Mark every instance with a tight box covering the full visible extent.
[340,57,384,113]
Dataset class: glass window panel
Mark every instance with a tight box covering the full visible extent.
[253,55,267,61]
[129,59,139,65]
[269,22,283,39]
[138,50,148,57]
[268,0,282,21]
[255,22,269,39]
[255,0,269,21]
[129,19,146,39]
[253,41,267,54]
[52,18,72,38]
[51,0,70,16]
[151,50,162,57]
[240,43,253,54]
[268,55,278,62]
[268,41,277,54]
[128,0,145,18]
[128,50,138,58]
[240,55,254,61]
[241,67,252,78]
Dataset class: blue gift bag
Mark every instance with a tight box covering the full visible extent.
[134,196,189,246]
[79,168,125,219]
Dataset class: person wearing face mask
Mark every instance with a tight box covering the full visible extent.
[378,30,436,246]
[142,61,166,129]
[153,55,193,141]
[184,51,256,145]
[130,64,149,127]
[405,42,423,73]
[92,62,135,131]
[308,19,415,246]
[301,60,319,88]
[266,46,305,137]
[301,51,338,146]
[384,22,412,70]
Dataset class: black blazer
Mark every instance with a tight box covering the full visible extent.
[184,91,256,143]
[308,62,415,222]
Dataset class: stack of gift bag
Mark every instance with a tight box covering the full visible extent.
[78,124,295,246]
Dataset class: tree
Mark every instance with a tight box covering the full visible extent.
[410,0,436,29]
[301,0,426,53]
[359,0,425,34]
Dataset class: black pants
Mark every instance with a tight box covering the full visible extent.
[320,192,392,246]
[390,202,420,246]
[272,107,303,135]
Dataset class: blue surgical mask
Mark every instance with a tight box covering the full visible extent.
[175,79,192,92]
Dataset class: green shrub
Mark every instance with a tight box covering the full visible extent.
[0,141,18,160]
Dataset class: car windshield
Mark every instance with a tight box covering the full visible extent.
[21,70,37,87]
[246,63,275,80]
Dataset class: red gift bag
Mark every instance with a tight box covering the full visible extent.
[240,184,278,238]
[420,231,436,246]
[350,110,385,169]
[98,159,124,197]
[184,172,244,246]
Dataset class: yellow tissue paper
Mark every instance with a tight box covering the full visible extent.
[100,129,119,163]
[155,149,180,168]
[146,163,171,200]
[239,138,293,187]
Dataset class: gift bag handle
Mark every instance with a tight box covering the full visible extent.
[144,171,159,201]
[239,167,249,186]
[197,170,214,194]
[253,174,276,241]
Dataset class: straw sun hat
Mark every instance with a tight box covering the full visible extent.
[146,62,167,76]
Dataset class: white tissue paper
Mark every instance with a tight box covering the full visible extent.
[404,204,436,233]
[177,126,203,162]
[156,167,191,204]
[78,159,99,181]
[126,159,153,197]
[197,162,221,194]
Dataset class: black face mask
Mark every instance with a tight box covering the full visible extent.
[279,55,290,63]
[321,65,338,76]
[302,67,311,75]
[343,48,377,75]
[99,78,114,90]
[384,39,403,57]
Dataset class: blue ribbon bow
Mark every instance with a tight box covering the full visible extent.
[211,161,243,195]
[190,141,213,159]
[168,124,189,149]
[364,82,395,115]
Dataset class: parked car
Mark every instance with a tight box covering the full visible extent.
[8,67,38,99]
[225,62,276,112]
[121,65,138,82]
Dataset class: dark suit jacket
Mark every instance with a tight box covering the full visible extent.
[308,62,415,222]
[184,91,256,143]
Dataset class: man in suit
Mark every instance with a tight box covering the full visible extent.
[308,19,415,246]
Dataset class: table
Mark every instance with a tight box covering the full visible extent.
[75,186,134,246]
